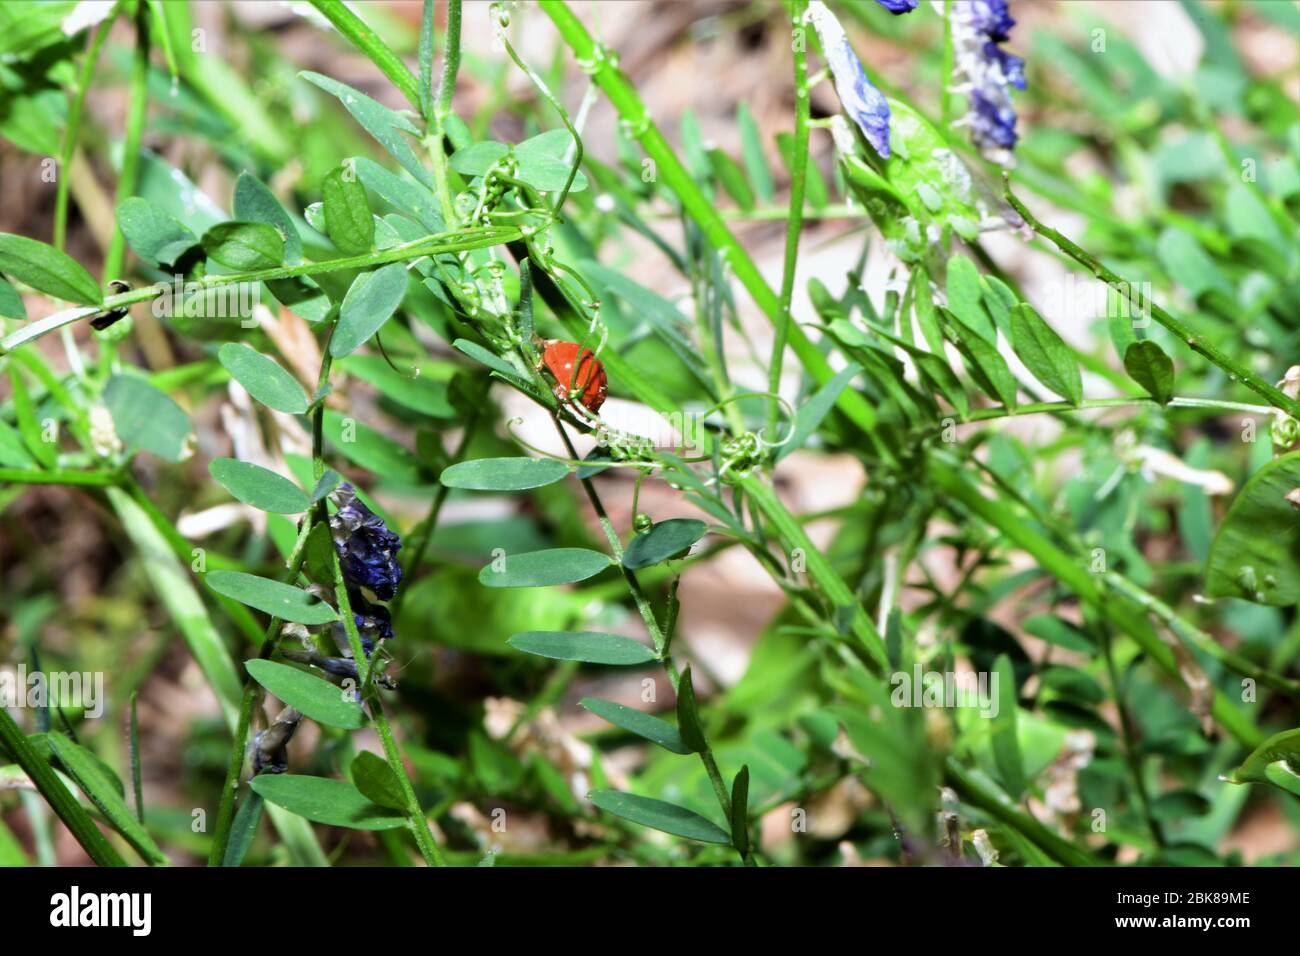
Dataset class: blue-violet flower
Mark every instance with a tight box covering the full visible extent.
[944,0,1026,159]
[808,1,892,159]
[329,483,403,601]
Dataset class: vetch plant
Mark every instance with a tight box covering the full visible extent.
[0,0,1297,872]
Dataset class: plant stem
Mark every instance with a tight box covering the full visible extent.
[55,12,116,251]
[767,0,809,443]
[370,698,445,866]
[0,226,521,355]
[428,0,463,225]
[101,1,149,284]
[307,0,421,108]
[1003,177,1300,418]
[0,708,126,867]
[0,468,120,486]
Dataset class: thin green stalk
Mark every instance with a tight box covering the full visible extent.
[101,2,149,284]
[128,691,144,824]
[1093,618,1164,848]
[1105,572,1300,696]
[55,10,117,251]
[0,708,127,867]
[370,698,445,866]
[307,0,421,108]
[1004,177,1300,418]
[553,419,749,862]
[540,0,892,464]
[1,226,521,355]
[0,468,119,486]
[767,0,809,443]
[432,0,463,218]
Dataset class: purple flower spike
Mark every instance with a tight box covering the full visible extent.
[946,0,1026,159]
[874,0,919,13]
[329,483,403,601]
[809,2,892,159]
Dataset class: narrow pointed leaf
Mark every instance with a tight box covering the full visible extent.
[623,518,707,569]
[0,232,102,305]
[245,660,365,730]
[206,571,338,624]
[675,665,708,753]
[330,263,408,357]
[588,790,731,844]
[580,698,689,753]
[210,458,310,514]
[440,456,570,491]
[250,774,406,830]
[218,343,309,414]
[508,631,655,665]
[479,548,612,588]
[1009,303,1082,405]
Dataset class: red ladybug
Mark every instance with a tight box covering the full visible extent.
[539,339,608,414]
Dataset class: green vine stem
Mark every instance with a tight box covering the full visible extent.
[101,1,149,285]
[1004,176,1300,419]
[428,0,463,225]
[0,226,521,355]
[55,8,117,252]
[766,0,809,443]
[307,0,422,109]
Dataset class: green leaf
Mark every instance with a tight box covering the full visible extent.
[737,103,774,203]
[107,489,244,727]
[1123,340,1174,404]
[201,221,285,271]
[622,518,706,569]
[206,571,338,624]
[222,790,264,867]
[944,312,1018,409]
[450,141,510,176]
[233,171,302,264]
[323,410,422,484]
[341,354,454,418]
[300,71,433,189]
[1009,303,1082,405]
[116,197,198,267]
[209,458,309,514]
[980,275,1018,340]
[0,420,35,467]
[0,275,25,320]
[104,374,193,462]
[507,631,656,665]
[945,256,996,344]
[321,165,375,255]
[776,362,862,461]
[730,765,750,856]
[479,548,613,588]
[250,774,407,830]
[310,470,342,504]
[353,157,443,233]
[331,262,408,357]
[350,751,406,810]
[1205,450,1300,606]
[579,698,689,753]
[218,343,309,414]
[8,368,53,468]
[440,456,570,491]
[0,232,102,305]
[245,660,365,730]
[1224,727,1300,797]
[48,732,169,866]
[675,665,708,753]
[588,790,731,844]
[1022,614,1095,653]
[708,147,755,211]
[990,653,1024,798]
[515,130,588,193]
